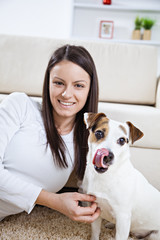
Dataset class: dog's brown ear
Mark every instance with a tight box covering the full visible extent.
[84,112,106,129]
[126,121,144,144]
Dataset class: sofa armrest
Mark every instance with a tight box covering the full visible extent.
[156,76,160,109]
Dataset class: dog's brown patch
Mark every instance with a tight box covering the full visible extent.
[85,113,106,130]
[87,113,109,144]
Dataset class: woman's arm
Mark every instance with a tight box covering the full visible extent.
[0,93,42,213]
[36,189,100,223]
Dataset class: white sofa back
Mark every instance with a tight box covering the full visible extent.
[0,34,158,105]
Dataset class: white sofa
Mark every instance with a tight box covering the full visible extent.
[0,34,160,190]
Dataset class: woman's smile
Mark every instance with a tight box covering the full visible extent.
[58,100,75,107]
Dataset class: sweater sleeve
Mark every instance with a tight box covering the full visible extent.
[0,93,42,214]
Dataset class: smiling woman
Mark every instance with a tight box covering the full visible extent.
[42,45,99,175]
[49,60,90,130]
[0,44,100,224]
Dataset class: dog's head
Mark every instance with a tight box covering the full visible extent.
[84,112,144,174]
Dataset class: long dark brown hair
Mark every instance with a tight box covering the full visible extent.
[42,44,99,180]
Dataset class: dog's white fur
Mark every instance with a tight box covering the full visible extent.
[82,113,160,240]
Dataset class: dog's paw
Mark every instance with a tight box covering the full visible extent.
[78,201,90,207]
[105,222,115,229]
[130,230,158,239]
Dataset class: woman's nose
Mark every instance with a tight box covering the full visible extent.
[62,87,72,98]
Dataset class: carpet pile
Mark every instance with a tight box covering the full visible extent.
[0,205,136,239]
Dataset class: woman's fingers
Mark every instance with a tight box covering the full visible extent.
[76,202,97,216]
[54,192,101,223]
[76,192,96,202]
[73,206,101,223]
[70,193,101,222]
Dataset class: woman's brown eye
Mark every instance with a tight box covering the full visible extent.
[117,137,126,146]
[95,130,104,140]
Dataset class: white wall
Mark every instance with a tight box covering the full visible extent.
[0,0,73,38]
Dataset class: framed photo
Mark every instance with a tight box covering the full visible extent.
[99,20,114,39]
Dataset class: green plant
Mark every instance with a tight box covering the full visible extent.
[142,18,156,30]
[134,16,143,30]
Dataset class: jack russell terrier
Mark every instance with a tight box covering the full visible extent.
[81,112,160,240]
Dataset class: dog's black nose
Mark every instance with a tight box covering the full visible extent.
[109,151,114,160]
[103,151,114,165]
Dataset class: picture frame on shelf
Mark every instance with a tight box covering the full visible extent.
[99,20,114,39]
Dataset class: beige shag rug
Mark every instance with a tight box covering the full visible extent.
[0,205,137,240]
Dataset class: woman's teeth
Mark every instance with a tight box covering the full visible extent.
[59,100,74,106]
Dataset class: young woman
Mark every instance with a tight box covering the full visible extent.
[0,44,100,223]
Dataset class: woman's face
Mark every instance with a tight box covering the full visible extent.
[49,60,90,123]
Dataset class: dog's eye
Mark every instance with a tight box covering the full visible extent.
[117,137,126,146]
[95,130,104,140]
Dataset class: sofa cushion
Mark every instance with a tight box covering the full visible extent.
[86,42,158,105]
[0,35,58,96]
[0,34,158,105]
[98,102,160,149]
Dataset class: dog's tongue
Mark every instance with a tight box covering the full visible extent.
[93,148,109,168]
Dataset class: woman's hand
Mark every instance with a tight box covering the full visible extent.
[36,190,100,223]
[54,192,100,223]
